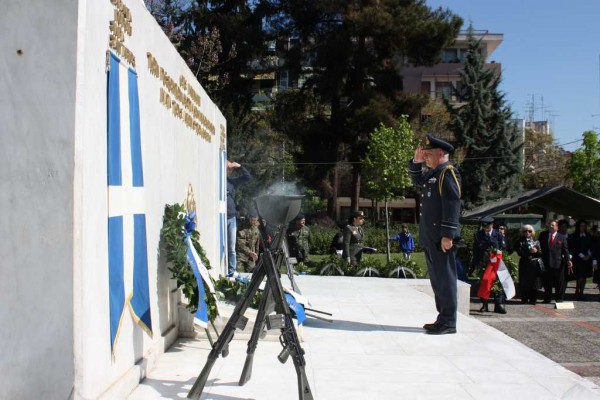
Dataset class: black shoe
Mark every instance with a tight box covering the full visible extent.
[423,322,439,331]
[425,324,456,335]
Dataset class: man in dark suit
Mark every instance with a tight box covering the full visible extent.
[410,134,461,335]
[539,220,571,303]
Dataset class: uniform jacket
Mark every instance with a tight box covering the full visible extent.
[473,229,505,265]
[288,225,311,261]
[236,223,260,267]
[409,160,461,249]
[342,224,365,261]
[539,231,569,270]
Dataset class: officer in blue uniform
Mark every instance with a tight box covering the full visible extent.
[409,134,462,335]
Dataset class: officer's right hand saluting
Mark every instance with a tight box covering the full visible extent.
[414,146,424,163]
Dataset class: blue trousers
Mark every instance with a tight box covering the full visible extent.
[227,216,237,275]
[424,246,458,328]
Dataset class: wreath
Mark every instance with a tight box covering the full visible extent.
[161,203,219,322]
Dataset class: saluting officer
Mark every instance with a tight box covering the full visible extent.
[343,211,366,265]
[410,134,462,335]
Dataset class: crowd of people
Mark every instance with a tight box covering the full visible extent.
[226,155,600,324]
[473,217,600,312]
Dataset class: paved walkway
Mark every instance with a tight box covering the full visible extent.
[129,276,600,400]
[470,282,600,387]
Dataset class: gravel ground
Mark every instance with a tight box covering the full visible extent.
[470,281,600,387]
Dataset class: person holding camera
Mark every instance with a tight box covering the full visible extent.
[514,224,542,304]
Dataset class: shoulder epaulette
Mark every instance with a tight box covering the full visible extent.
[438,165,461,197]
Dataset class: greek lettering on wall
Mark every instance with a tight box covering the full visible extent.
[147,52,216,142]
[108,0,135,67]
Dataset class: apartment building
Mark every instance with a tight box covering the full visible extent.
[402,30,503,104]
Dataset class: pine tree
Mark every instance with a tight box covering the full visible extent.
[487,80,523,197]
[447,26,522,208]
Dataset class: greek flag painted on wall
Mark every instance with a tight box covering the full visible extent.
[219,151,226,265]
[107,52,153,351]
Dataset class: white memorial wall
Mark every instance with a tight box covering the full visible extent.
[0,0,226,398]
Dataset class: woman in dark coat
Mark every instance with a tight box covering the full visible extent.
[569,220,593,300]
[514,224,542,304]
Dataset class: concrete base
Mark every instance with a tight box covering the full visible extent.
[555,301,576,310]
[99,325,178,399]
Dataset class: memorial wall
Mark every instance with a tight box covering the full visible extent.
[0,0,226,398]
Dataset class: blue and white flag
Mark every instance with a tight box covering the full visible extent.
[219,151,227,267]
[107,52,152,351]
[184,213,217,328]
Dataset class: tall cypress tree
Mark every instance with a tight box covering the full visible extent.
[488,81,523,198]
[447,26,522,208]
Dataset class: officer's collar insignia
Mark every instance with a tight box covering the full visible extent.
[428,177,437,183]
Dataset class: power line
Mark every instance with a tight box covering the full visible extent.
[241,138,586,167]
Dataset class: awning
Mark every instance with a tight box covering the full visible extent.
[460,186,600,224]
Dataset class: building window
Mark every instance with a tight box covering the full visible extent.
[436,82,454,101]
[442,49,459,63]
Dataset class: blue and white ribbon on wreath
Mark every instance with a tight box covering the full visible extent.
[183,212,217,328]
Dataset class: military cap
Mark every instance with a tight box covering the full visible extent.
[295,213,305,220]
[423,134,454,153]
[480,216,494,226]
[351,210,366,219]
[247,210,259,219]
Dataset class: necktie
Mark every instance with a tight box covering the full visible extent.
[549,234,554,246]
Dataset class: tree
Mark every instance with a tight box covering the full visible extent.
[145,0,273,142]
[566,130,600,198]
[522,127,567,189]
[270,0,462,218]
[446,26,522,208]
[362,118,415,261]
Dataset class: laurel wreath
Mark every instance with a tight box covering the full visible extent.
[161,203,219,322]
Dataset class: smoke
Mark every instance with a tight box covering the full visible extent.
[258,181,304,197]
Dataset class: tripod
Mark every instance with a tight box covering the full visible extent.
[188,195,313,400]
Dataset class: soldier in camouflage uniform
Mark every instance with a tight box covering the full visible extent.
[343,211,366,265]
[288,213,311,263]
[236,214,261,272]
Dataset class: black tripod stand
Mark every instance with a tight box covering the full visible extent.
[187,195,313,400]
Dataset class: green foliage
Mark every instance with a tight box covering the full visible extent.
[214,276,262,309]
[308,225,340,255]
[362,119,415,202]
[522,127,567,189]
[161,203,219,321]
[566,130,600,197]
[301,188,328,214]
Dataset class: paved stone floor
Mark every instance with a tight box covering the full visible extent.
[470,281,600,387]
[130,276,600,400]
